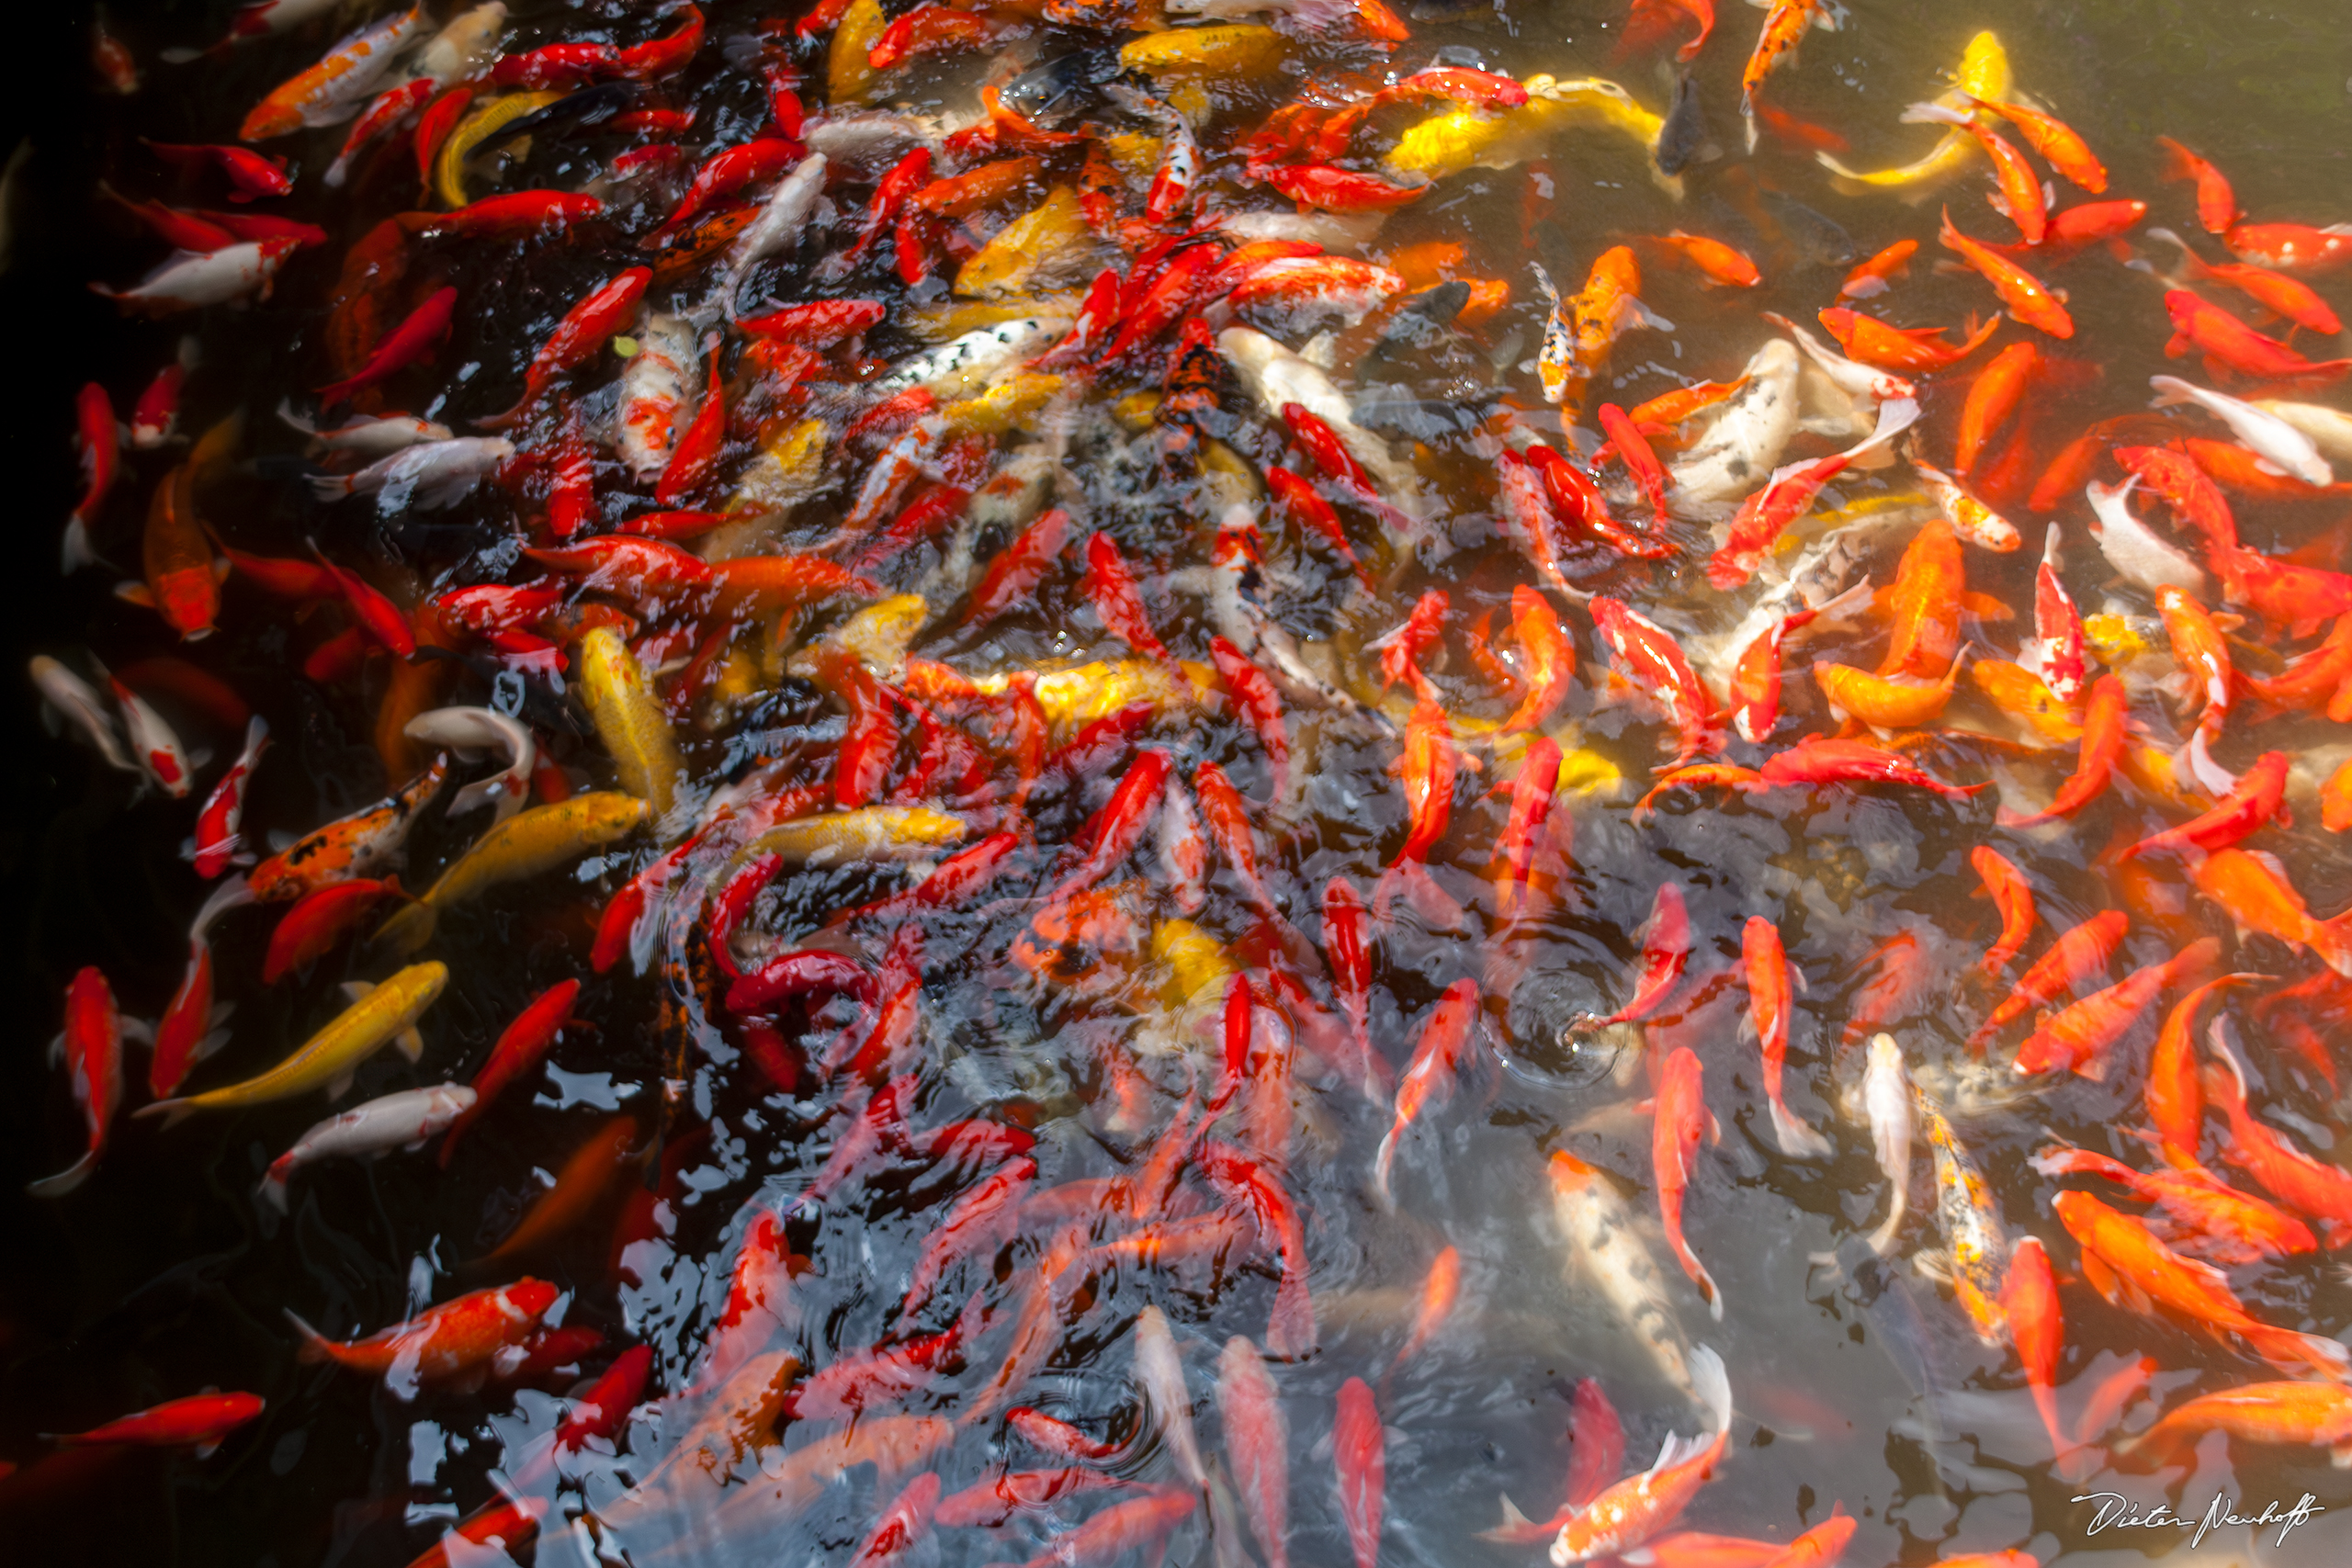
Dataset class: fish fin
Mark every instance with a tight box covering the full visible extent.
[2332,1439,2352,1469]
[61,519,97,574]
[115,581,157,608]
[1688,1342,1733,1430]
[45,1031,62,1066]
[395,1026,425,1063]
[341,980,377,1003]
[1371,1129,1398,1212]
[1898,100,1967,127]
[119,1016,155,1047]
[26,1152,98,1199]
[328,1069,355,1101]
[1612,296,1676,336]
[130,1098,197,1128]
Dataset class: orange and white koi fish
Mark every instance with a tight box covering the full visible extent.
[1922,1090,2007,1342]
[288,1279,561,1399]
[1546,1344,1732,1562]
[239,6,425,141]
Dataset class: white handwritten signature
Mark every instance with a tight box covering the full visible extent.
[2075,1490,2327,1549]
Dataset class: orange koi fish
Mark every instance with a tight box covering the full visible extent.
[2012,937,2217,1079]
[1971,847,2036,975]
[1942,209,2075,338]
[2054,1190,2348,1377]
[2130,1381,2352,1469]
[1374,979,1479,1207]
[2033,1145,2315,1265]
[1649,1045,1722,1317]
[1970,908,2127,1049]
[2000,1236,2067,1461]
[1742,918,1830,1157]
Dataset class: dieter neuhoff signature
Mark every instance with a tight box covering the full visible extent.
[2075,1490,2328,1549]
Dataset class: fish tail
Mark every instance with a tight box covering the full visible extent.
[1770,1097,1835,1160]
[284,1310,340,1365]
[1371,1129,1398,1212]
[2243,1322,2351,1377]
[372,899,438,958]
[1687,1342,1732,1430]
[130,1098,198,1129]
[26,1150,99,1199]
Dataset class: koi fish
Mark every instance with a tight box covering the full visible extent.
[1335,1378,1385,1568]
[1649,1045,1721,1318]
[1547,1344,1732,1562]
[1921,1089,2008,1342]
[260,1083,474,1210]
[288,1279,560,1399]
[1860,1033,1912,1255]
[1743,918,1830,1158]
[1549,1150,1699,1402]
[141,963,446,1126]
[1374,979,1479,1207]
[44,1392,265,1456]
[28,967,133,1198]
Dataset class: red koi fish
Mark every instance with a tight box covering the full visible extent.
[29,967,130,1199]
[1650,1045,1722,1317]
[65,381,119,571]
[1742,918,1830,1157]
[2000,1236,2066,1461]
[479,267,652,430]
[1374,696,1470,928]
[2055,1190,2347,1376]
[263,876,401,983]
[1971,908,2128,1049]
[1971,847,2036,976]
[2158,136,2238,234]
[1584,883,1690,1030]
[1996,672,2125,825]
[1708,398,1921,588]
[2130,1381,2352,1470]
[440,980,582,1164]
[1335,1377,1385,1568]
[44,1392,265,1455]
[316,286,457,407]
[1080,532,1173,665]
[2203,1031,2352,1246]
[1755,737,1984,798]
[2165,288,2352,381]
[1590,597,1719,765]
[1374,979,1479,1207]
[1219,1337,1289,1568]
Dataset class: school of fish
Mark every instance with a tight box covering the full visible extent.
[23,0,2352,1564]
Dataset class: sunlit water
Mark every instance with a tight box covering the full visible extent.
[8,2,2352,1566]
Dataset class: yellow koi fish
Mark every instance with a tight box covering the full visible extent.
[140,963,447,1126]
[377,793,650,954]
[744,806,968,864]
[1385,77,1668,189]
[1820,32,2013,188]
[579,626,684,819]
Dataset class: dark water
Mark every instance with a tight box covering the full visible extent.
[9,3,2352,1567]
